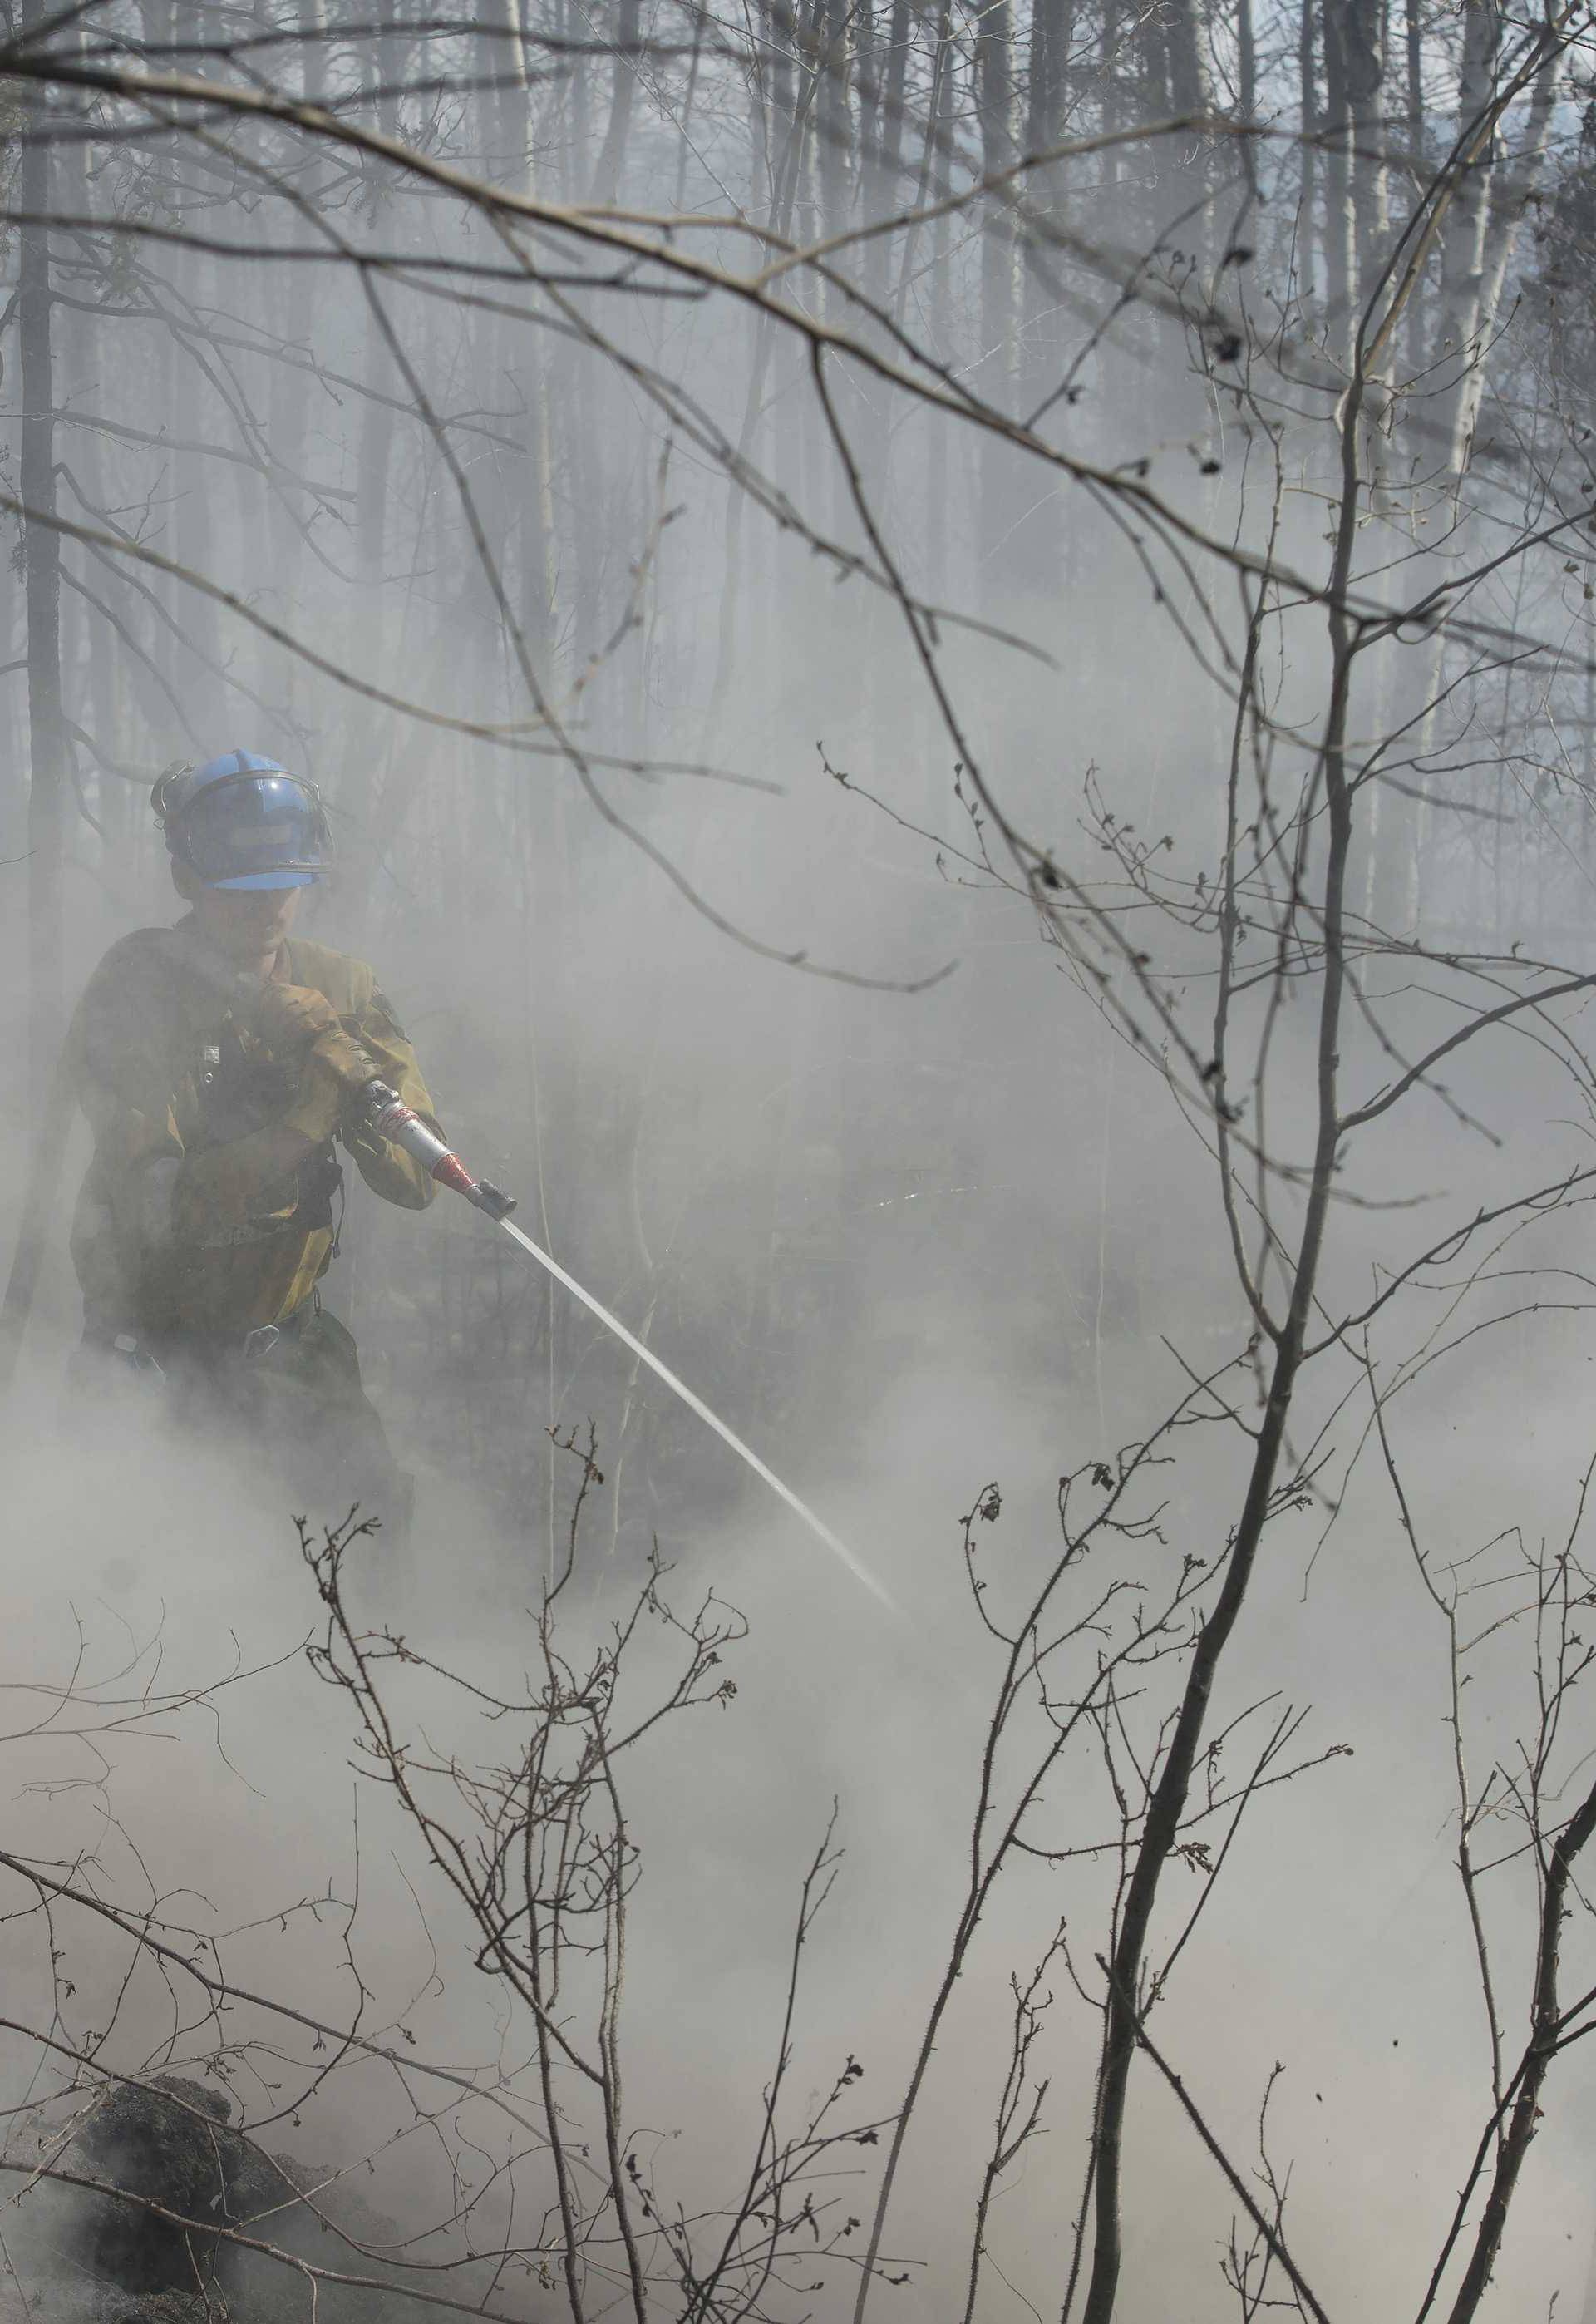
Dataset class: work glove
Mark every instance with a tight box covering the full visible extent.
[249,980,380,1109]
[252,981,341,1054]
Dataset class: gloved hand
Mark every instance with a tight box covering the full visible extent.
[253,980,341,1053]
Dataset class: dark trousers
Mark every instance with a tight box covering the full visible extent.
[162,1303,412,1540]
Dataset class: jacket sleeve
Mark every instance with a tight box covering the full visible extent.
[67,950,186,1172]
[64,946,188,1335]
[337,984,440,1211]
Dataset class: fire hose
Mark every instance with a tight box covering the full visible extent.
[305,1024,889,1607]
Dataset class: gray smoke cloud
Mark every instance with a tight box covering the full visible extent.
[2,33,1594,2322]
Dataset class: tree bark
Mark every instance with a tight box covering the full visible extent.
[1322,0,1357,347]
[484,0,528,180]
[974,0,1020,565]
[1402,0,1426,375]
[879,0,909,180]
[1449,38,1560,470]
[18,5,68,1112]
[1162,0,1211,116]
[1343,0,1388,299]
[589,0,641,202]
[1298,0,1318,303]
[1430,0,1505,471]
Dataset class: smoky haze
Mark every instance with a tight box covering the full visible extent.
[2,7,1596,2322]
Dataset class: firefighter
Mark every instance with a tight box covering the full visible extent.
[65,749,437,1530]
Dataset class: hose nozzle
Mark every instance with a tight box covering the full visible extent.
[357,1082,517,1220]
[467,1176,517,1222]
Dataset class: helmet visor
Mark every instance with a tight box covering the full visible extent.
[180,774,330,890]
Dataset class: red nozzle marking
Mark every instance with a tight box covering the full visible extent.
[370,1098,416,1141]
[432,1152,478,1198]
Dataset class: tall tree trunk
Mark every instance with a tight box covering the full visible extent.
[299,0,327,101]
[1322,0,1357,350]
[1344,0,1388,300]
[1024,0,1078,276]
[1298,0,1318,304]
[815,0,853,249]
[173,258,224,742]
[357,343,397,600]
[1237,0,1256,126]
[856,0,880,202]
[18,3,67,1110]
[1405,0,1423,159]
[1099,0,1123,180]
[1447,35,1559,471]
[1163,0,1211,115]
[1369,0,1505,934]
[589,0,641,202]
[260,0,329,728]
[467,2,529,662]
[1018,0,1076,589]
[815,0,855,547]
[485,0,528,178]
[357,0,410,608]
[1430,0,1505,472]
[1142,10,1174,125]
[490,0,557,684]
[975,0,1020,567]
[554,16,601,677]
[879,0,910,180]
[924,9,956,614]
[1402,0,1426,375]
[1369,15,1561,938]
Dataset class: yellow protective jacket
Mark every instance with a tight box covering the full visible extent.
[66,920,438,1340]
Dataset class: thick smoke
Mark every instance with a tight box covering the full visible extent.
[2,12,1596,2322]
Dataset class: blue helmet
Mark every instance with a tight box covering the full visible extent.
[153,750,332,890]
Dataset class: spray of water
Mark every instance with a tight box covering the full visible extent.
[496,1215,894,1611]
